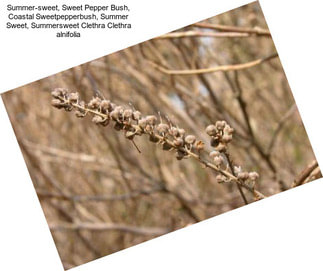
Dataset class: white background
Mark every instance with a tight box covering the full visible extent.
[0,0,322,270]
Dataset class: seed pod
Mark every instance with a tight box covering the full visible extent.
[51,99,63,109]
[169,127,180,137]
[75,111,86,118]
[114,122,124,131]
[222,134,233,143]
[109,103,116,112]
[234,166,242,175]
[162,142,172,150]
[206,124,217,136]
[249,172,259,181]
[149,134,159,143]
[138,118,147,130]
[224,125,234,135]
[210,137,220,147]
[213,156,224,166]
[68,92,79,103]
[146,115,157,126]
[100,100,111,112]
[215,121,226,131]
[215,143,226,152]
[209,150,220,158]
[185,135,196,145]
[88,97,101,109]
[51,88,66,98]
[176,150,186,160]
[92,115,105,124]
[110,109,121,121]
[238,172,250,181]
[123,109,133,119]
[132,111,142,121]
[173,138,184,147]
[156,123,169,135]
[194,140,205,151]
[178,128,185,137]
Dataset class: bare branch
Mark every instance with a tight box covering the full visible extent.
[156,31,250,39]
[50,222,170,236]
[149,53,278,75]
[193,22,271,36]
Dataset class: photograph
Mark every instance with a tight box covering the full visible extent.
[1,1,321,269]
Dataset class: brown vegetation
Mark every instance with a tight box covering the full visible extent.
[1,2,320,269]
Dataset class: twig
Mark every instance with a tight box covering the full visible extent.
[50,222,170,236]
[37,186,163,202]
[156,31,250,39]
[292,160,320,187]
[193,22,271,36]
[266,104,296,156]
[148,53,278,75]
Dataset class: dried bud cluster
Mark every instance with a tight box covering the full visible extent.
[205,121,234,152]
[51,88,207,161]
[51,88,262,199]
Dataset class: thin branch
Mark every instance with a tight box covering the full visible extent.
[50,222,170,236]
[193,22,271,36]
[149,53,278,75]
[292,160,320,187]
[37,186,163,202]
[266,104,296,156]
[156,31,250,39]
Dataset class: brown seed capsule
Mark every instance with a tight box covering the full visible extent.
[132,111,142,121]
[51,99,63,109]
[110,109,121,121]
[210,137,220,147]
[156,123,169,135]
[176,150,186,160]
[249,172,259,181]
[75,111,86,118]
[146,115,157,126]
[213,156,224,166]
[178,128,185,137]
[92,115,105,124]
[114,122,124,131]
[209,150,220,158]
[149,134,159,143]
[224,125,234,135]
[185,135,196,145]
[162,142,172,150]
[206,125,217,136]
[100,100,111,111]
[138,118,147,130]
[123,109,133,119]
[222,134,232,143]
[169,127,180,137]
[173,138,184,147]
[215,143,226,152]
[238,172,250,181]
[68,92,79,103]
[88,97,101,109]
[215,121,226,131]
[51,88,63,98]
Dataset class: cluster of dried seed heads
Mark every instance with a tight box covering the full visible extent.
[51,88,262,198]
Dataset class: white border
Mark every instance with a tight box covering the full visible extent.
[1,0,322,270]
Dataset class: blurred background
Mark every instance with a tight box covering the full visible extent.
[1,2,320,269]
